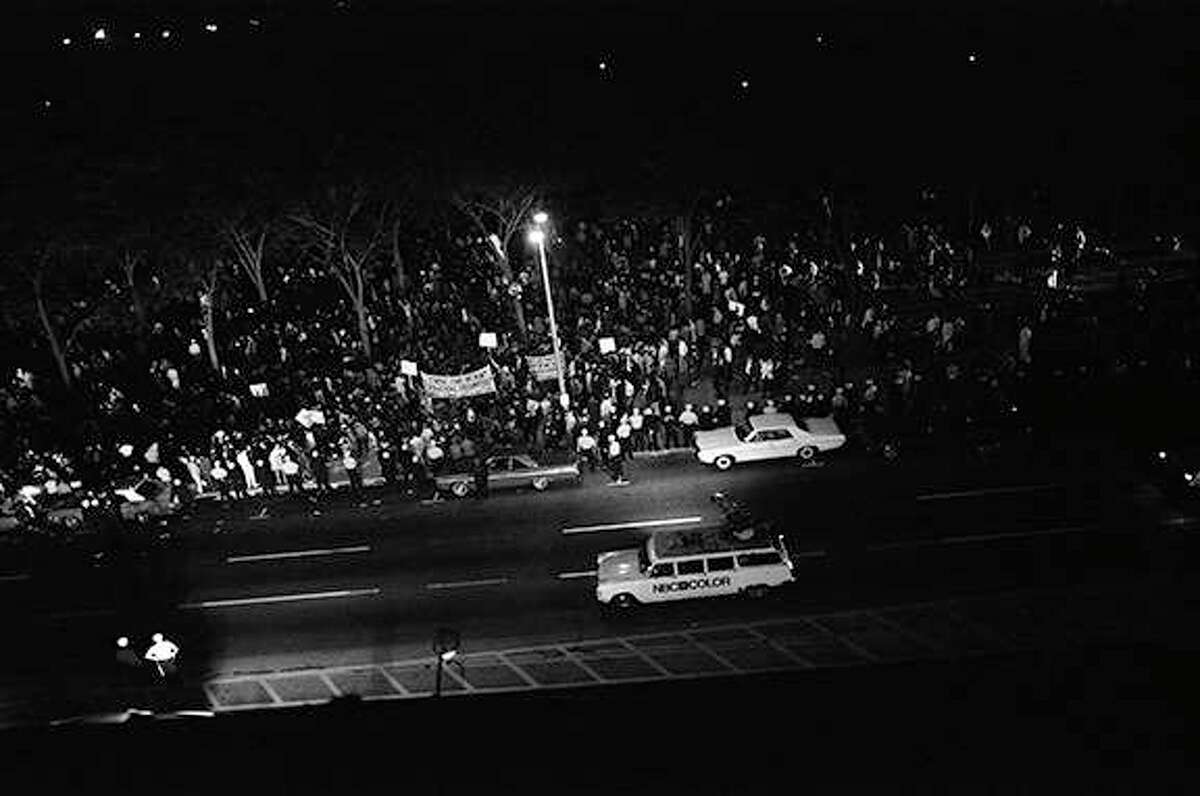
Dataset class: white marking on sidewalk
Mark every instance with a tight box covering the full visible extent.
[915,484,1056,502]
[425,577,509,590]
[557,570,597,579]
[226,545,371,564]
[179,587,381,609]
[0,573,31,583]
[561,516,704,535]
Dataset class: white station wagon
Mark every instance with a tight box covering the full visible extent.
[693,412,846,470]
[596,525,795,608]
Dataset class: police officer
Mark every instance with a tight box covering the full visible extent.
[473,454,490,499]
[311,442,332,496]
[714,398,732,428]
[378,440,398,487]
[628,408,645,452]
[642,406,661,451]
[662,405,681,449]
[698,403,715,431]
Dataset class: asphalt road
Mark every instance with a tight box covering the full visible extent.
[1,429,1191,712]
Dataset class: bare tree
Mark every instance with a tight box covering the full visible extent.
[119,249,148,331]
[19,247,106,390]
[196,260,223,376]
[290,186,385,367]
[224,223,270,304]
[452,186,538,340]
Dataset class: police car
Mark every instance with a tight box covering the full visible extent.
[693,412,846,470]
[595,524,795,608]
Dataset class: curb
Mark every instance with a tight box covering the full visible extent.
[631,447,692,460]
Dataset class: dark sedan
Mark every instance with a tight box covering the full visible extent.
[435,453,580,498]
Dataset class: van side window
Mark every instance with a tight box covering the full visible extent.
[677,559,704,575]
[736,551,783,568]
[649,563,675,578]
[706,556,735,572]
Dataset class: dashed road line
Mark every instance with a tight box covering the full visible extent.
[226,545,371,564]
[179,587,381,609]
[561,516,704,535]
[916,483,1056,501]
[867,525,1090,552]
[557,570,597,580]
[424,577,510,591]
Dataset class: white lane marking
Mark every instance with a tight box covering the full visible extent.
[179,587,380,609]
[915,484,1056,502]
[940,526,1088,545]
[0,573,31,583]
[425,577,509,590]
[226,545,371,564]
[557,570,597,579]
[561,516,703,535]
[868,525,1090,552]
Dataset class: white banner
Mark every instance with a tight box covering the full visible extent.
[525,353,563,382]
[598,337,616,354]
[421,366,497,399]
[295,408,327,428]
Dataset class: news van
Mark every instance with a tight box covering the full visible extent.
[595,524,795,608]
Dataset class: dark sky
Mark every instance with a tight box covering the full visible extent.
[2,1,1197,217]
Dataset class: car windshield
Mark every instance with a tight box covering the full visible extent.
[734,422,753,441]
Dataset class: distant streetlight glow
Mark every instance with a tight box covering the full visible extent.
[968,53,977,63]
[61,37,72,46]
[527,212,568,406]
[133,32,142,39]
[94,28,106,41]
[599,61,607,71]
[532,211,549,225]
[162,29,171,39]
[527,229,545,245]
[740,79,750,89]
[206,24,218,33]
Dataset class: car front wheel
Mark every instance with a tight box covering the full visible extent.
[531,476,550,492]
[611,593,638,609]
[713,455,735,471]
[797,446,816,461]
[450,481,472,498]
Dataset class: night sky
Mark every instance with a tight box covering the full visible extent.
[1,1,1197,226]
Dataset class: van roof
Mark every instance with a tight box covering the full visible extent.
[651,526,777,559]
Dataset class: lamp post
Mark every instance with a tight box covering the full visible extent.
[528,212,568,407]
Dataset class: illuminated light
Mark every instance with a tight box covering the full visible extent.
[94,28,106,41]
[740,79,750,89]
[599,61,607,71]
[205,24,218,33]
[249,19,261,27]
[133,32,142,39]
[816,34,824,44]
[1158,450,1168,460]
[532,211,548,225]
[528,229,546,245]
[62,37,72,46]
[42,99,52,108]
[968,53,977,63]
[161,29,171,39]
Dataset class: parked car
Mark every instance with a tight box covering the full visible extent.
[693,413,847,471]
[435,453,580,498]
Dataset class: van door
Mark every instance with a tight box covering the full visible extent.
[704,555,739,597]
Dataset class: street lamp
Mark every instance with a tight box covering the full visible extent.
[528,212,568,408]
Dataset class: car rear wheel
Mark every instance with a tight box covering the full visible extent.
[714,455,735,471]
[450,481,472,498]
[797,446,816,461]
[745,585,769,599]
[611,593,638,609]
[531,476,550,492]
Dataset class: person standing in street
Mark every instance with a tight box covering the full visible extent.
[575,427,598,472]
[607,434,629,485]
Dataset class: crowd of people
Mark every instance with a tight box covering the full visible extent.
[0,189,1195,519]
